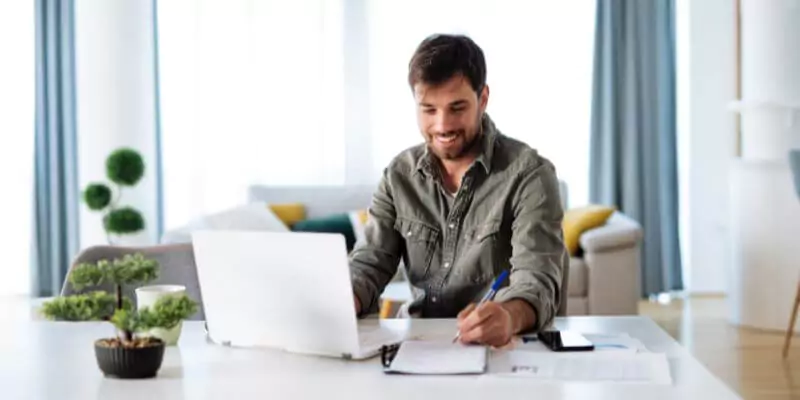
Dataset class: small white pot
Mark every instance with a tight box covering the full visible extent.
[135,285,187,346]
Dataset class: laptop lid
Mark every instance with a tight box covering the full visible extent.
[192,230,361,357]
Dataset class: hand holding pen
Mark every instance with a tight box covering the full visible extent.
[453,270,509,344]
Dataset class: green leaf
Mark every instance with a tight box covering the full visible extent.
[139,294,198,330]
[109,294,197,332]
[104,207,145,234]
[40,291,124,321]
[106,148,145,186]
[69,261,105,291]
[110,308,142,333]
[67,253,158,290]
[103,253,159,286]
[83,183,112,211]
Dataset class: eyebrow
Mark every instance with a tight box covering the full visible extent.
[420,100,469,108]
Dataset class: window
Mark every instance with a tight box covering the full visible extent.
[158,0,345,229]
[368,0,596,207]
[0,2,35,295]
[158,0,595,229]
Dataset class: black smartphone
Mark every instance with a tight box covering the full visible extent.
[537,330,595,352]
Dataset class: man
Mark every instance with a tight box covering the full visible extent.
[350,34,567,347]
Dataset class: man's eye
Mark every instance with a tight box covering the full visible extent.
[451,107,465,113]
[423,108,436,115]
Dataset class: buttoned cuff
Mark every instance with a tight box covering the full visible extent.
[351,274,379,317]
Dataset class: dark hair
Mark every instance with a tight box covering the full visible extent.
[408,34,487,94]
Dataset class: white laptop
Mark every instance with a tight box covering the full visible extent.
[191,230,406,360]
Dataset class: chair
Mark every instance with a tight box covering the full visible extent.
[61,243,204,321]
[783,150,800,358]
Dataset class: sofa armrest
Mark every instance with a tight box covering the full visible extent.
[579,212,642,253]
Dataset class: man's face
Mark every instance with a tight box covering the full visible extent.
[414,74,489,161]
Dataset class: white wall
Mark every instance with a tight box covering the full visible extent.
[686,0,738,294]
[75,0,159,248]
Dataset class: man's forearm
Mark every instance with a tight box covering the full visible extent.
[500,299,537,334]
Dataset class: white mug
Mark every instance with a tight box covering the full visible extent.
[135,284,187,310]
[135,285,187,346]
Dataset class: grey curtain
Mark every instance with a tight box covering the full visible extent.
[590,0,682,296]
[32,0,80,297]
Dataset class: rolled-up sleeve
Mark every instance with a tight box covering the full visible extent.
[494,160,567,332]
[349,169,403,316]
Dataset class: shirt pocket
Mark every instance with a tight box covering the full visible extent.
[395,218,440,281]
[467,220,502,284]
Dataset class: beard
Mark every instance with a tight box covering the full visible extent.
[426,113,483,161]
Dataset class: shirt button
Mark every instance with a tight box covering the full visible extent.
[448,223,456,229]
[431,296,437,303]
[407,231,413,236]
[444,262,450,268]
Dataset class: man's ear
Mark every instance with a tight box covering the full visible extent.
[479,85,490,112]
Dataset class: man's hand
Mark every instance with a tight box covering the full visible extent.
[456,299,536,347]
[456,301,514,347]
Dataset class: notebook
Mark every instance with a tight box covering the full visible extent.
[382,340,487,375]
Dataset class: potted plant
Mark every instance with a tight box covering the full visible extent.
[83,147,147,244]
[40,253,198,379]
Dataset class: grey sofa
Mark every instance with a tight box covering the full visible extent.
[244,183,643,316]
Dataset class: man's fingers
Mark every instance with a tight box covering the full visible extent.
[457,303,477,321]
[459,302,496,332]
[459,312,502,344]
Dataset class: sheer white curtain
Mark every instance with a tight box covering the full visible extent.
[157,0,345,229]
[0,3,35,296]
[158,0,595,229]
[368,0,596,207]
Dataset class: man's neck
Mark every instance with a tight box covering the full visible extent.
[438,156,476,194]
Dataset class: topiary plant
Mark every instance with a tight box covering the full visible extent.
[40,253,198,379]
[83,148,146,243]
[40,253,198,345]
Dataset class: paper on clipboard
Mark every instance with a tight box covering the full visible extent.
[490,351,672,385]
[384,340,487,375]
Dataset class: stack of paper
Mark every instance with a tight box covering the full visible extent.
[489,351,672,385]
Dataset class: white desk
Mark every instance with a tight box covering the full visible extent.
[0,317,740,400]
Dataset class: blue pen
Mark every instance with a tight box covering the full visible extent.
[453,269,510,343]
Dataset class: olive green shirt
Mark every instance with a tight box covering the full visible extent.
[349,114,567,332]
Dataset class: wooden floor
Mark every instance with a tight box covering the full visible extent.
[640,296,800,400]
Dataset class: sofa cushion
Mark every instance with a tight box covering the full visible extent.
[292,213,359,252]
[563,205,615,255]
[268,203,306,227]
[160,203,288,244]
[568,257,587,297]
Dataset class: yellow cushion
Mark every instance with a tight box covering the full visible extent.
[268,203,306,227]
[357,209,368,225]
[562,205,615,255]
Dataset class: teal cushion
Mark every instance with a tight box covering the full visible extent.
[291,213,357,252]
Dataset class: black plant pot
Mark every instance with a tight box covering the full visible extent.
[94,338,165,379]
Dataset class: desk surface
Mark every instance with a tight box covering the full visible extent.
[0,316,740,400]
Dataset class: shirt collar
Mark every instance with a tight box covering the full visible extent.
[415,113,498,178]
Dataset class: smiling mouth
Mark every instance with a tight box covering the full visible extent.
[434,132,459,144]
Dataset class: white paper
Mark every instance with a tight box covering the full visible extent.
[491,351,672,385]
[386,340,487,375]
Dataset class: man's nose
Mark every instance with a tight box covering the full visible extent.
[432,111,456,134]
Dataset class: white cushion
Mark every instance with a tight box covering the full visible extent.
[161,203,288,244]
